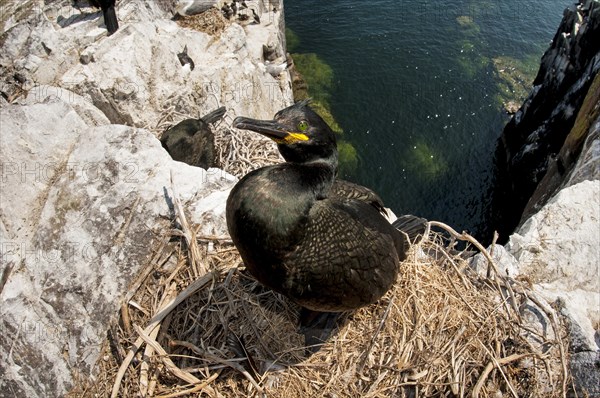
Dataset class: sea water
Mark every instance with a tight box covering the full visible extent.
[285,0,568,242]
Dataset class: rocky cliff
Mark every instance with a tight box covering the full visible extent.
[486,1,599,394]
[1,0,598,396]
[492,0,599,241]
[0,1,291,396]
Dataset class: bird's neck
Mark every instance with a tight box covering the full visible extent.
[280,145,338,170]
[292,149,338,197]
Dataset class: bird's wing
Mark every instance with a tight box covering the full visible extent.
[331,180,428,243]
[330,179,386,214]
[392,215,429,244]
[281,198,405,311]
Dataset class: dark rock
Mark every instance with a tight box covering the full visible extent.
[491,0,600,241]
[569,351,600,397]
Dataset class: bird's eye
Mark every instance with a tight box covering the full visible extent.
[297,121,308,131]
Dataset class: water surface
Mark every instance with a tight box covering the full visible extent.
[285,0,568,241]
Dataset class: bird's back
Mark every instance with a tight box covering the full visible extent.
[280,197,403,311]
[161,119,215,168]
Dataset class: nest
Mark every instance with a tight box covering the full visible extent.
[176,8,230,36]
[69,198,570,397]
[75,57,569,397]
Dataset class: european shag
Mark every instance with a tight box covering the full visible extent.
[160,106,226,169]
[89,0,118,35]
[251,8,260,24]
[177,45,195,71]
[226,100,427,315]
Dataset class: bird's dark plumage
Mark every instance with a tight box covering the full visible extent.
[160,106,226,169]
[251,8,260,24]
[227,101,427,315]
[89,0,118,35]
[177,45,195,70]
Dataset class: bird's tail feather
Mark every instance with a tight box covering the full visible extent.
[201,106,227,124]
[393,215,429,244]
[104,6,119,35]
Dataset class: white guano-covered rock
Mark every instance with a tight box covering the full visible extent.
[0,0,291,395]
[0,91,237,396]
[506,180,600,352]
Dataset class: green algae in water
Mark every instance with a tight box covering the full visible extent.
[456,15,480,34]
[456,41,489,79]
[289,52,337,129]
[454,15,489,79]
[492,54,540,109]
[309,100,343,135]
[291,52,334,106]
[402,141,448,181]
[453,8,541,111]
[288,41,359,175]
[285,27,300,53]
[338,140,359,176]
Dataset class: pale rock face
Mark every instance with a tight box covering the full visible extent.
[0,0,290,396]
[469,244,522,279]
[0,93,237,395]
[506,180,600,352]
[473,178,600,394]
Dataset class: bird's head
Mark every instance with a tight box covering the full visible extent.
[233,100,338,164]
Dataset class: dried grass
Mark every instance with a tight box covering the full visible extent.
[69,193,569,397]
[176,8,230,36]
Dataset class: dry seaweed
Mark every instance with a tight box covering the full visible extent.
[176,8,230,37]
[69,199,569,398]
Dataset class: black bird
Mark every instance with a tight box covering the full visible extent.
[227,100,427,319]
[160,106,226,169]
[221,3,234,19]
[89,0,118,35]
[177,45,195,71]
[251,8,260,24]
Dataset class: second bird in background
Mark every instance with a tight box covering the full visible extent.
[161,106,227,169]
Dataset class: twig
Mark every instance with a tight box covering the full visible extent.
[428,221,521,320]
[358,298,394,373]
[472,352,532,398]
[170,339,264,392]
[123,236,169,304]
[155,372,219,398]
[527,293,569,397]
[139,282,178,396]
[0,263,14,295]
[110,273,215,398]
[134,325,203,385]
[170,170,208,277]
[120,302,132,336]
